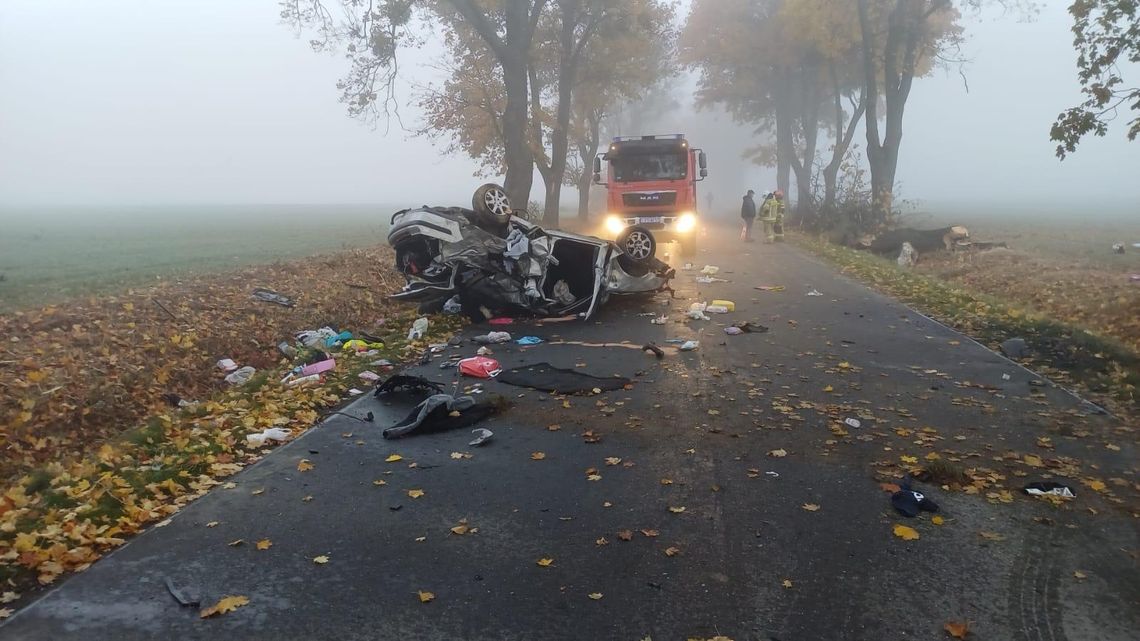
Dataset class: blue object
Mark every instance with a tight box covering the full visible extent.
[664,338,686,344]
[325,331,353,347]
[516,336,543,345]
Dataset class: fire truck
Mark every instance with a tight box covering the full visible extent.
[593,134,707,257]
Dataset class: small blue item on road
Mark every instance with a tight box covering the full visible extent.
[516,336,543,345]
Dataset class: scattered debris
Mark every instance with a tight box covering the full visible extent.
[897,242,917,268]
[805,288,823,296]
[891,481,940,517]
[999,337,1030,359]
[164,578,200,608]
[474,332,512,344]
[498,363,629,394]
[223,366,256,386]
[1023,482,1075,498]
[515,336,543,345]
[679,340,699,351]
[469,428,494,447]
[245,428,291,447]
[251,287,295,308]
[458,356,503,378]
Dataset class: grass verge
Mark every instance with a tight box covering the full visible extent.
[792,234,1139,418]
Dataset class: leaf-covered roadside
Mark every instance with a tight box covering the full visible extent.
[792,235,1139,420]
[0,246,458,593]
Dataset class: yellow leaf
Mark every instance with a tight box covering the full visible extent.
[768,448,787,458]
[664,547,681,557]
[199,595,249,618]
[1105,443,1120,451]
[407,489,425,499]
[782,579,793,588]
[255,539,272,550]
[900,455,918,464]
[660,478,674,485]
[206,521,219,528]
[943,621,969,639]
[1023,454,1043,467]
[530,452,546,461]
[547,424,561,431]
[604,457,622,466]
[931,515,944,526]
[373,479,387,486]
[385,454,403,463]
[26,370,47,384]
[924,452,941,461]
[669,506,686,513]
[417,590,435,603]
[450,525,469,536]
[979,531,1005,541]
[313,555,329,564]
[587,592,603,600]
[297,459,314,472]
[0,608,12,620]
[536,558,554,567]
[1084,479,1107,492]
[596,537,609,546]
[893,524,920,541]
[1073,570,1087,580]
[838,361,851,369]
[802,503,820,512]
[822,385,834,392]
[586,474,602,481]
[228,539,244,547]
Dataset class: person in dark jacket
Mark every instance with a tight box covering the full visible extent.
[740,189,757,242]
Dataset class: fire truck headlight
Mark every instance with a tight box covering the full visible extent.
[676,212,696,233]
[604,215,626,235]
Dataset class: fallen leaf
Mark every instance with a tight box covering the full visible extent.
[547,423,561,431]
[0,608,11,620]
[313,555,329,564]
[199,595,249,618]
[1105,443,1120,451]
[255,539,272,550]
[668,506,686,514]
[900,455,918,464]
[417,590,435,603]
[0,593,19,604]
[596,537,609,546]
[660,478,674,485]
[664,546,681,557]
[802,503,820,512]
[450,525,469,536]
[450,452,472,459]
[617,530,633,541]
[979,531,1006,542]
[415,536,426,542]
[782,579,793,588]
[407,489,425,499]
[880,482,901,493]
[297,459,314,472]
[206,521,219,528]
[932,515,945,526]
[373,479,387,486]
[893,524,920,541]
[768,448,787,458]
[586,474,602,481]
[587,592,603,600]
[1023,454,1044,467]
[603,501,613,507]
[228,539,244,547]
[605,457,622,466]
[536,558,554,567]
[251,488,265,496]
[943,621,969,639]
[1073,570,1087,580]
[385,454,403,463]
[302,495,313,502]
[640,529,659,537]
[530,452,547,461]
[823,385,834,392]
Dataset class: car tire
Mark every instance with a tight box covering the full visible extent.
[472,183,512,225]
[617,225,656,262]
[679,236,697,257]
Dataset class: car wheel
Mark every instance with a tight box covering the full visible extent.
[617,225,656,261]
[472,183,512,224]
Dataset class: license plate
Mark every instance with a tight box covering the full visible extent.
[639,216,663,223]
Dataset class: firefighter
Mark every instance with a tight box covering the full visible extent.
[740,189,757,242]
[759,189,785,243]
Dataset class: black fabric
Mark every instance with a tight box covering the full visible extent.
[740,195,757,220]
[373,374,444,397]
[497,362,630,394]
[383,399,498,439]
[891,482,940,517]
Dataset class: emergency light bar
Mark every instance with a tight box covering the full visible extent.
[611,134,685,142]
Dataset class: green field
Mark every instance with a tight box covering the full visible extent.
[0,205,396,312]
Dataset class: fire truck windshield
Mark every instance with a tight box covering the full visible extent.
[611,152,688,182]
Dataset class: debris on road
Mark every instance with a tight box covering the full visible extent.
[498,362,630,394]
[458,356,502,378]
[373,375,444,397]
[216,358,238,372]
[755,285,785,292]
[164,578,200,608]
[515,336,543,345]
[679,340,699,351]
[891,482,940,517]
[474,331,512,344]
[469,428,494,446]
[299,358,336,377]
[245,428,291,447]
[805,288,823,296]
[1023,482,1076,498]
[709,299,735,311]
[383,393,501,439]
[642,343,665,358]
[897,241,918,268]
[407,317,429,341]
[223,366,256,385]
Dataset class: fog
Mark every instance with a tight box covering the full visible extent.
[1,0,1137,210]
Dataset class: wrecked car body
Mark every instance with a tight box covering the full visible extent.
[387,184,674,319]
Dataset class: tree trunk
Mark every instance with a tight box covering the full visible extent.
[774,70,794,198]
[502,55,535,208]
[576,111,600,220]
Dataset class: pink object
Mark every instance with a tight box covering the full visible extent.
[488,317,514,325]
[458,356,502,378]
[300,359,336,377]
[1130,274,1140,282]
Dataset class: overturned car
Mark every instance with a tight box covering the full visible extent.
[387,184,674,319]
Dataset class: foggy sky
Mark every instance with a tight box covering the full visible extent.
[1,0,1137,209]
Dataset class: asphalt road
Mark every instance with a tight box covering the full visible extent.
[3,227,1137,641]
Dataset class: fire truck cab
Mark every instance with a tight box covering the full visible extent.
[593,134,707,257]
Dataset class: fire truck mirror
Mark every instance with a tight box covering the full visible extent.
[699,168,708,178]
[698,151,708,170]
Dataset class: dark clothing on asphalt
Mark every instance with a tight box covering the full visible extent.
[498,362,630,394]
